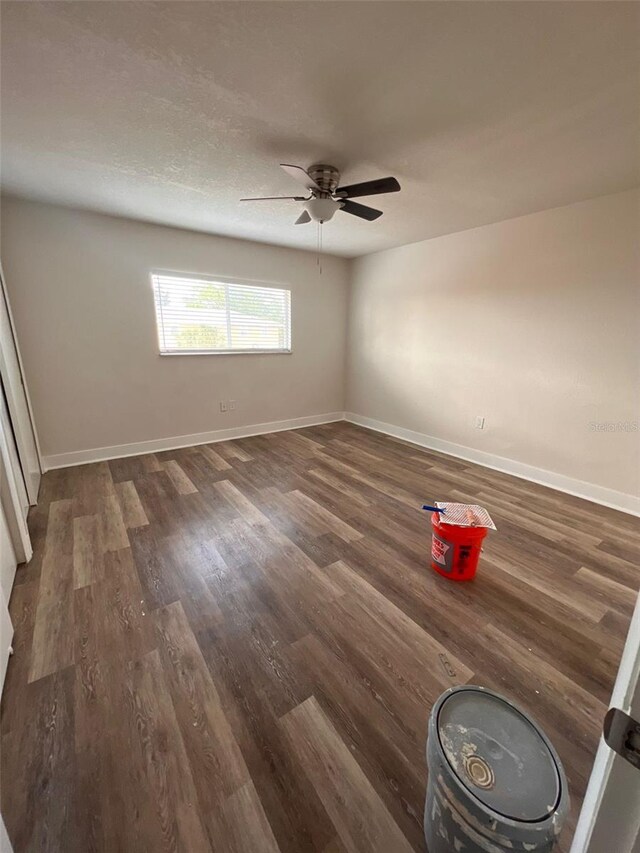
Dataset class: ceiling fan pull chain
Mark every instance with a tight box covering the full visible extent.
[316,221,323,275]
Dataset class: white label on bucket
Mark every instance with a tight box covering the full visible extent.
[432,533,453,571]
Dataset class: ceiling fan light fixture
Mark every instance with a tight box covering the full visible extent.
[242,163,400,225]
[304,197,340,223]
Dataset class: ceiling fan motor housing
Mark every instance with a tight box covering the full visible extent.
[307,164,341,194]
[304,165,342,221]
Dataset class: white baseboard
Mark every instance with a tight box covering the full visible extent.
[42,412,345,470]
[41,409,640,517]
[345,412,640,517]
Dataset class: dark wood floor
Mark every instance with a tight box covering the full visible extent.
[1,422,638,852]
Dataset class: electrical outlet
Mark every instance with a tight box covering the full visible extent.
[219,401,228,413]
[475,416,485,430]
[229,400,236,411]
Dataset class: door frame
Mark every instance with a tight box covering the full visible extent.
[0,261,42,505]
[0,412,31,565]
[571,590,640,851]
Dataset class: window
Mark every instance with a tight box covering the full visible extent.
[151,272,291,355]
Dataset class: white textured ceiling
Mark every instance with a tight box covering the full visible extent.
[2,1,639,258]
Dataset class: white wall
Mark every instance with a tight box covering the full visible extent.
[346,189,640,503]
[0,198,349,464]
[2,191,638,508]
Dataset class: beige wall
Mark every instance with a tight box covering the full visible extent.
[0,198,349,460]
[346,189,640,498]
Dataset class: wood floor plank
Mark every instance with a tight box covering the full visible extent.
[29,499,75,682]
[281,696,414,853]
[172,545,226,634]
[69,461,117,517]
[117,649,211,850]
[78,658,170,852]
[114,480,149,529]
[172,451,227,491]
[475,489,603,548]
[214,478,269,526]
[268,430,325,458]
[574,566,638,616]
[141,452,163,473]
[221,781,282,853]
[326,559,473,688]
[162,459,199,494]
[75,548,155,668]
[2,422,636,853]
[109,453,162,483]
[200,444,234,470]
[202,627,337,853]
[316,453,420,509]
[483,550,610,622]
[1,668,77,853]
[323,839,350,853]
[308,467,372,508]
[128,525,183,610]
[153,600,250,821]
[289,634,428,850]
[100,491,130,552]
[216,441,253,463]
[133,469,186,536]
[287,490,363,543]
[73,514,103,588]
[73,645,115,852]
[214,481,346,606]
[475,622,606,744]
[211,576,314,719]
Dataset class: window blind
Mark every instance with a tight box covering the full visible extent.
[151,273,291,355]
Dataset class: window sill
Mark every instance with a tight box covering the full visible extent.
[159,349,292,357]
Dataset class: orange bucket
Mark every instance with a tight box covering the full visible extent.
[430,512,487,581]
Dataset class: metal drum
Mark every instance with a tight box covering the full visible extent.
[425,686,569,852]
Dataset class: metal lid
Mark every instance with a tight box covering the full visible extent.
[437,687,561,822]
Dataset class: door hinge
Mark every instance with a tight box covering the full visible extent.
[604,707,640,770]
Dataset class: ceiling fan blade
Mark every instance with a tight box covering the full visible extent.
[280,163,321,191]
[240,195,307,201]
[294,210,311,225]
[340,200,383,221]
[335,176,400,199]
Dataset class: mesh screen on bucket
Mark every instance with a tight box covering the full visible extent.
[435,502,497,529]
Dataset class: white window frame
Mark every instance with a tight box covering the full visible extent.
[150,270,292,356]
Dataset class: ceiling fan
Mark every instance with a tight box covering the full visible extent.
[241,164,401,224]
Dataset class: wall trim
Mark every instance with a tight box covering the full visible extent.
[42,412,345,470]
[345,412,640,517]
[41,409,640,517]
